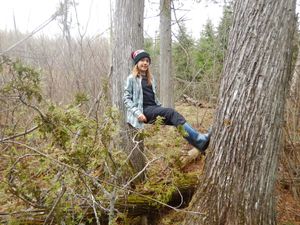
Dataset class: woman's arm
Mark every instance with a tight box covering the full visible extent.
[123,76,142,118]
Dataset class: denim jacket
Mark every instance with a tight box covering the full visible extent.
[123,74,161,129]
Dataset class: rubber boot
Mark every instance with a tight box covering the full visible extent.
[182,123,211,153]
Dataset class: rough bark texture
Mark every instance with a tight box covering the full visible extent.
[111,0,145,179]
[159,0,174,108]
[111,0,144,109]
[126,124,145,182]
[183,1,296,225]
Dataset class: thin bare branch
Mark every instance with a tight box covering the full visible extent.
[0,11,60,56]
[43,185,66,225]
[0,125,39,142]
[123,157,162,188]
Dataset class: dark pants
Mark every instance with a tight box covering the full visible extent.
[143,105,186,126]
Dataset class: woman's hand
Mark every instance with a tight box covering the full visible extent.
[138,113,147,122]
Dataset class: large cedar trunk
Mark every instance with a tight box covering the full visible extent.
[183,1,296,225]
[159,0,174,108]
[111,0,146,180]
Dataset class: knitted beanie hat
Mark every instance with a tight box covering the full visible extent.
[131,49,151,65]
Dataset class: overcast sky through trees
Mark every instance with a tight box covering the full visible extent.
[0,0,224,39]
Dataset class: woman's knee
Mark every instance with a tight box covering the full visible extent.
[163,108,176,117]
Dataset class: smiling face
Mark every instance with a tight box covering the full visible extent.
[137,57,150,74]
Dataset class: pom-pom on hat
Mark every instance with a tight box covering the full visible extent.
[131,49,151,65]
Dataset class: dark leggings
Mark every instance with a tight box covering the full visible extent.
[143,105,186,126]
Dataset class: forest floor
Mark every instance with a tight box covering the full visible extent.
[143,102,300,225]
[0,102,299,224]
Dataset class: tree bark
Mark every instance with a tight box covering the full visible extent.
[126,124,145,182]
[111,0,144,109]
[111,0,146,180]
[159,0,174,108]
[183,1,296,225]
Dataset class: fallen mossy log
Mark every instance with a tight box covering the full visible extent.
[118,173,199,216]
[0,173,199,224]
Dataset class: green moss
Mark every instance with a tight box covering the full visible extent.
[174,172,199,187]
[126,194,153,205]
[124,172,198,210]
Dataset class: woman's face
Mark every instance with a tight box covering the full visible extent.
[137,57,150,73]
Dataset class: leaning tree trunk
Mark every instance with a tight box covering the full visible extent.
[111,0,146,181]
[184,1,296,225]
[159,0,174,108]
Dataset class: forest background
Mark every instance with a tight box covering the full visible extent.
[0,0,300,224]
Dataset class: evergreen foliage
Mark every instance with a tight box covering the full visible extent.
[216,3,233,62]
[0,58,130,223]
[173,23,196,81]
[171,4,233,102]
[195,19,219,78]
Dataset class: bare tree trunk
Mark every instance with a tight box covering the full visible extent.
[159,0,174,108]
[111,0,146,182]
[111,0,144,109]
[126,124,145,182]
[184,1,296,225]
